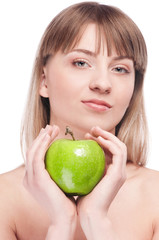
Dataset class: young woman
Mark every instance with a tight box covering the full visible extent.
[0,2,159,240]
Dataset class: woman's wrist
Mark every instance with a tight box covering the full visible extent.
[81,214,119,240]
[46,220,77,240]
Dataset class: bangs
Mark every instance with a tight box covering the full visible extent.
[23,2,148,165]
[63,22,134,59]
[41,2,147,73]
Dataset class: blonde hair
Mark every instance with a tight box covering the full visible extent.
[21,2,148,166]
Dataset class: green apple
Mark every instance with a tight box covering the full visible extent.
[45,127,106,196]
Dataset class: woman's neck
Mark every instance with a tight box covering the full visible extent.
[52,124,88,141]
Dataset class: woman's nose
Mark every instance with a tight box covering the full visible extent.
[89,70,112,94]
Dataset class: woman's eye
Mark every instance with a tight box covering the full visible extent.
[113,67,129,73]
[73,60,89,68]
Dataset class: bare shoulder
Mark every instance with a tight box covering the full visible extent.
[0,165,25,201]
[138,166,159,238]
[0,165,25,238]
[139,166,159,195]
[126,164,159,217]
[0,165,25,209]
[0,166,51,240]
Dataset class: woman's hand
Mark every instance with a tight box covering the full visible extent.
[23,125,77,238]
[77,126,127,239]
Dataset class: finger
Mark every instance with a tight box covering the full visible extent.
[49,125,60,146]
[91,127,127,161]
[97,136,127,176]
[90,126,123,148]
[25,128,48,172]
[86,126,125,157]
[26,125,59,163]
[86,131,127,163]
[32,125,59,173]
[86,132,127,179]
[85,132,97,141]
[26,132,49,185]
[25,125,59,180]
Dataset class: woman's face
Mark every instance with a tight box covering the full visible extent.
[40,24,135,139]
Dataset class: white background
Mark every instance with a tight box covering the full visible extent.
[0,0,158,174]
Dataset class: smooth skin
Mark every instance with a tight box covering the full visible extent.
[0,24,159,239]
[24,125,77,239]
[24,124,127,240]
[40,24,135,138]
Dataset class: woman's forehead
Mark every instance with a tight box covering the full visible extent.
[64,23,130,58]
[63,24,102,55]
[72,24,107,54]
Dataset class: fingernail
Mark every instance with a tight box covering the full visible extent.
[85,133,91,138]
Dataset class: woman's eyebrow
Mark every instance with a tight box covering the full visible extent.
[112,56,133,61]
[66,49,133,62]
[67,49,97,57]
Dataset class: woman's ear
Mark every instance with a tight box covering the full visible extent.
[39,71,49,98]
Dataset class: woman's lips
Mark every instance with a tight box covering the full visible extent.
[82,99,112,112]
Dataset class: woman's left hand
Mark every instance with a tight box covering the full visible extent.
[77,126,127,239]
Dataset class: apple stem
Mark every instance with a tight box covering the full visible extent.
[65,126,75,141]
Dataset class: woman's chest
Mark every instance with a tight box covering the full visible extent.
[15,181,153,240]
[16,203,152,240]
[107,181,153,240]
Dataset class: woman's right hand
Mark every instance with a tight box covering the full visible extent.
[23,125,77,234]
